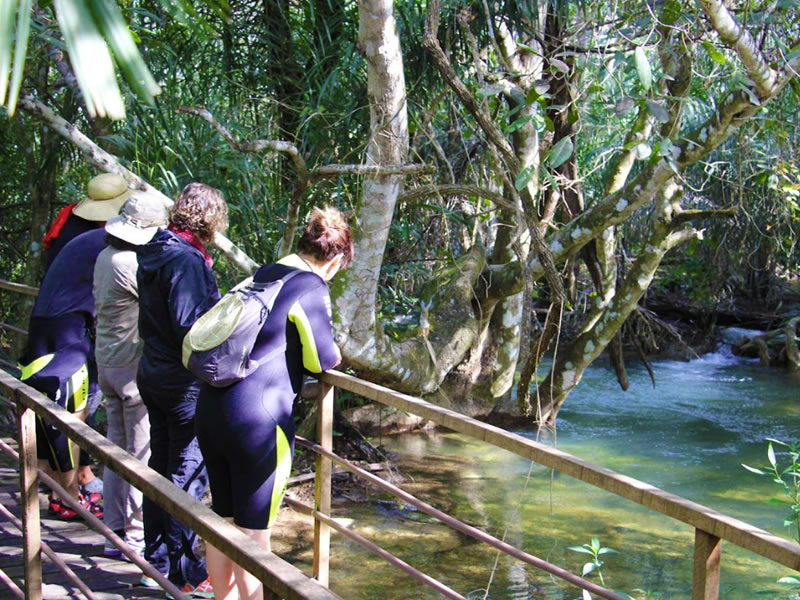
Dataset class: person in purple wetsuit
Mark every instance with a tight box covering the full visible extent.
[19,227,109,519]
[196,205,353,600]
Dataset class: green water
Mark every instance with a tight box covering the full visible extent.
[305,349,800,599]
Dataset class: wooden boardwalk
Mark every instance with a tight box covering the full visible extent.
[0,439,166,600]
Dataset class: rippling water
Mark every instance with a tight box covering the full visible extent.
[289,347,800,599]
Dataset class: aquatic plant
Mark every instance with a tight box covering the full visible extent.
[567,536,635,599]
[742,438,800,543]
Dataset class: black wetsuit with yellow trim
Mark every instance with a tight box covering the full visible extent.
[196,254,340,529]
[18,229,106,471]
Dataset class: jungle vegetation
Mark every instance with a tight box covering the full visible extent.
[1,0,798,429]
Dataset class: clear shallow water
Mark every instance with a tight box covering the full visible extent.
[294,348,800,599]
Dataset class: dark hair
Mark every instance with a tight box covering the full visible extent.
[105,233,139,252]
[169,183,228,244]
[297,205,353,268]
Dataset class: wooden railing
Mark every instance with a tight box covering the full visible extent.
[0,369,340,600]
[313,370,800,599]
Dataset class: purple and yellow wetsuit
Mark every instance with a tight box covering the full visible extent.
[195,254,340,529]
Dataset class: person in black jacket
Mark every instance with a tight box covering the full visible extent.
[136,183,227,598]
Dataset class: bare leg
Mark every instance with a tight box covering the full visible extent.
[233,526,273,600]
[77,465,96,486]
[205,517,238,600]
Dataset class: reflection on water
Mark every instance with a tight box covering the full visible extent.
[291,349,800,599]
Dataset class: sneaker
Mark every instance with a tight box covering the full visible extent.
[57,495,104,521]
[166,576,214,599]
[47,494,63,516]
[79,482,103,504]
[139,575,159,588]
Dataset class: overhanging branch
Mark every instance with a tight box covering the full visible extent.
[18,94,258,274]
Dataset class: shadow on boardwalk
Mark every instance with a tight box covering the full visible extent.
[0,439,164,600]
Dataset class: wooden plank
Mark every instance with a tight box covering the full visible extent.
[319,369,800,572]
[313,382,334,587]
[692,529,721,600]
[17,403,42,600]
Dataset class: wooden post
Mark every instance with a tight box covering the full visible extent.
[17,402,42,600]
[692,528,721,600]
[312,382,334,586]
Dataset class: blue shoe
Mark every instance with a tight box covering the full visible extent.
[139,575,158,588]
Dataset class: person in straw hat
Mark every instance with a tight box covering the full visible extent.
[93,190,169,559]
[43,173,133,270]
[39,173,134,501]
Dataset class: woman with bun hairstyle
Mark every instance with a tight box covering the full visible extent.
[196,205,353,600]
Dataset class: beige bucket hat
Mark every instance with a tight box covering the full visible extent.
[72,173,133,221]
[105,190,169,245]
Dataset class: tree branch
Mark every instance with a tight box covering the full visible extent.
[19,94,258,274]
[398,183,520,214]
[699,0,778,99]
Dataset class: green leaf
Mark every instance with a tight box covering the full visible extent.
[766,498,792,506]
[542,167,557,191]
[6,0,32,115]
[662,0,682,25]
[550,57,570,75]
[769,442,777,467]
[87,0,161,105]
[507,114,533,133]
[743,464,767,475]
[54,0,126,119]
[546,136,573,168]
[582,562,597,576]
[0,0,17,105]
[778,575,800,584]
[567,546,595,555]
[646,99,670,123]
[590,536,601,551]
[517,42,541,55]
[598,548,619,555]
[702,40,726,65]
[635,46,652,91]
[478,83,505,98]
[514,165,536,191]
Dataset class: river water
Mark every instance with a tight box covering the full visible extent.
[300,346,800,599]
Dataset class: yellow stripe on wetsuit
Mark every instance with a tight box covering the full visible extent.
[19,355,90,412]
[269,425,292,528]
[288,301,324,373]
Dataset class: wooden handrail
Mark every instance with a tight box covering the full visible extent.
[0,280,38,297]
[318,370,800,573]
[0,369,340,600]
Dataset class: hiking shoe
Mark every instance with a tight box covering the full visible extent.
[47,494,63,516]
[57,495,104,521]
[79,482,103,504]
[166,576,214,599]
